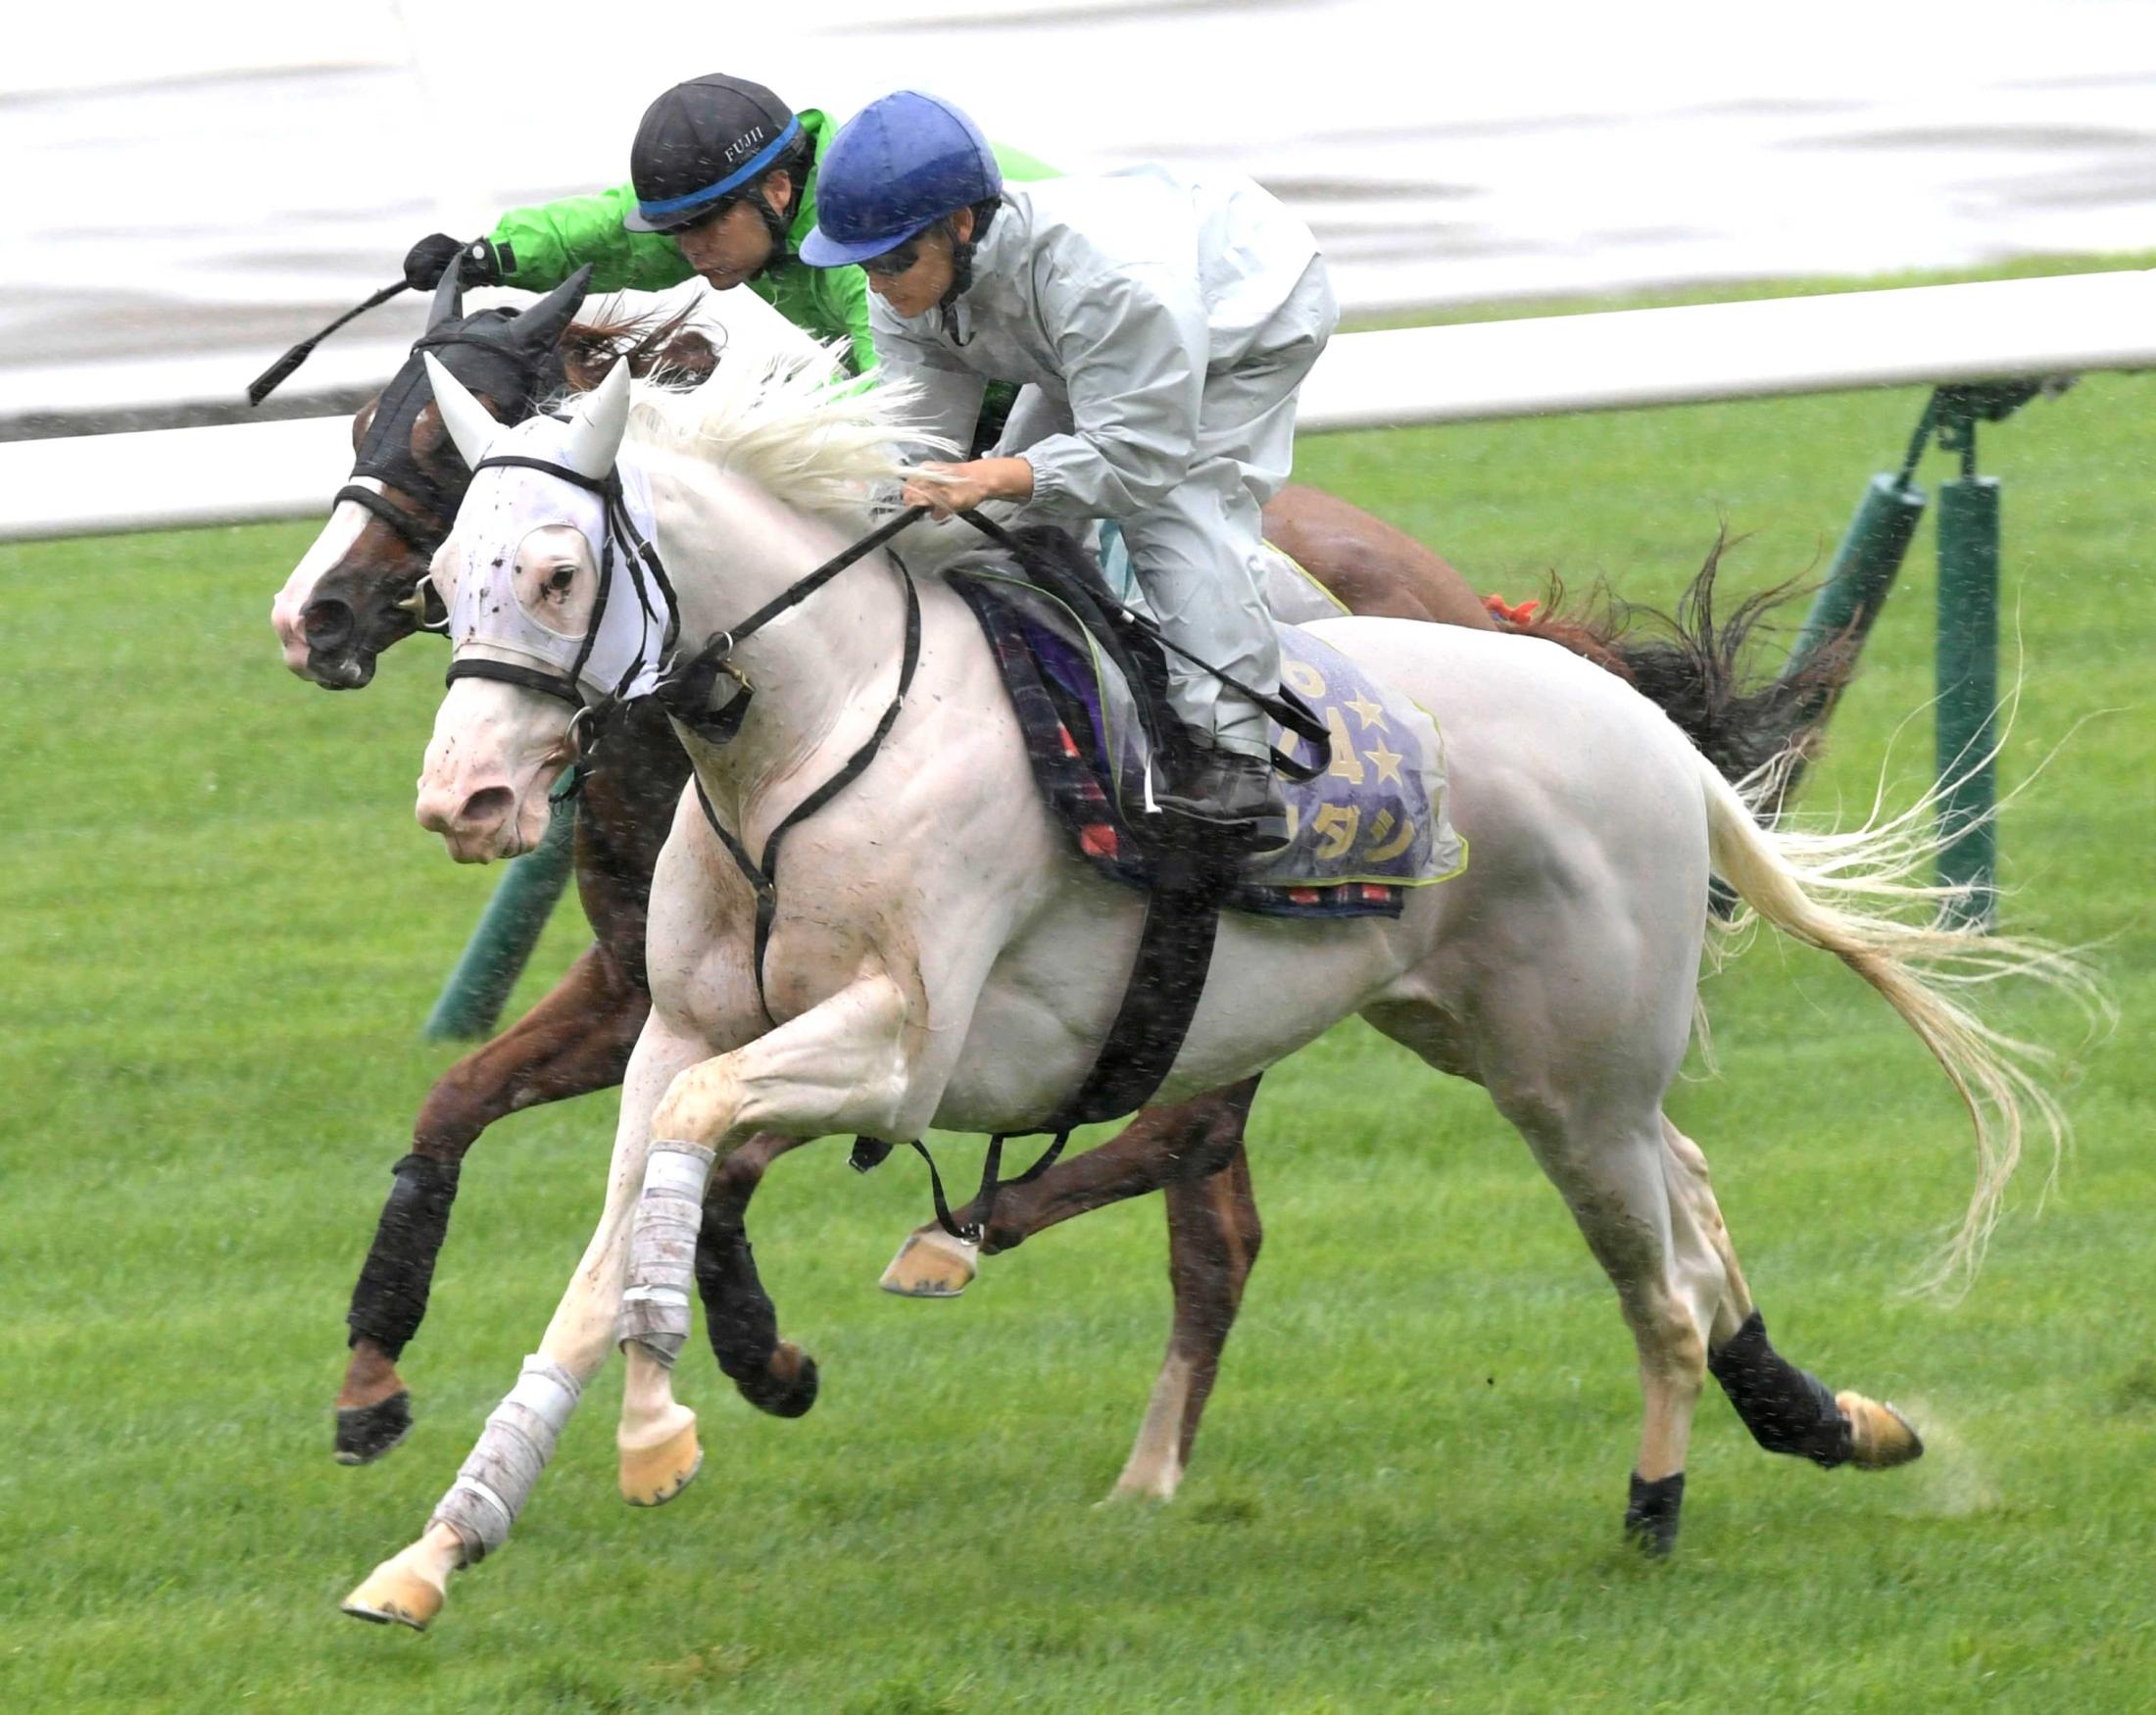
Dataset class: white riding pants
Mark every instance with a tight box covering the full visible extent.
[998,266,1335,759]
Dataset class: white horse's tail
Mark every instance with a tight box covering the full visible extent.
[1696,753,2109,1294]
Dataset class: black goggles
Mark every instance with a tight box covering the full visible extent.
[860,237,923,279]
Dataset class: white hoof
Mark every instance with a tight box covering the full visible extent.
[1102,1459,1183,1506]
[619,1413,703,1506]
[1838,1391,1925,1469]
[880,1227,979,1298]
[341,1546,447,1632]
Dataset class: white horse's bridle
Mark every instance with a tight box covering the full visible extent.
[424,355,676,714]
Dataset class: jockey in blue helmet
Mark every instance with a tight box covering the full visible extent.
[801,90,1340,847]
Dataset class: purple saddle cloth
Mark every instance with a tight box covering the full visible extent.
[953,571,1466,920]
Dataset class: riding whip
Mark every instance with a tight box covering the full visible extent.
[246,280,410,406]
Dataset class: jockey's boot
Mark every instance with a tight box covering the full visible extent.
[1157,747,1289,859]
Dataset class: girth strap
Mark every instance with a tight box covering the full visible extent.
[894,814,1223,1246]
[905,1131,1072,1246]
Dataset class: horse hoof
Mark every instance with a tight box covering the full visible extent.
[341,1554,445,1632]
[334,1392,414,1465]
[738,1343,819,1419]
[619,1416,703,1507]
[1623,1471,1685,1558]
[1838,1391,1924,1469]
[880,1228,978,1298]
[1099,1471,1181,1506]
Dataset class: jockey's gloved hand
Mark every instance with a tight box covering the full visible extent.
[403,233,503,291]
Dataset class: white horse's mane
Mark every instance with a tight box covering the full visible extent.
[622,336,949,522]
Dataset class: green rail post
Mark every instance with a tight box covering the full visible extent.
[1934,403,2002,930]
[422,776,580,1041]
[1784,396,1936,677]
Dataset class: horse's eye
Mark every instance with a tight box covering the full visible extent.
[548,565,576,593]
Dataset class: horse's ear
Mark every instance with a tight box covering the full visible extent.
[427,266,464,328]
[422,353,500,466]
[514,264,595,353]
[560,359,630,480]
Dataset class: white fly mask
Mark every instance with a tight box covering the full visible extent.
[422,354,675,707]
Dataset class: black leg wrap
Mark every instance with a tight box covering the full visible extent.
[1624,1471,1686,1557]
[1707,1310,1852,1468]
[346,1152,462,1359]
[695,1213,818,1419]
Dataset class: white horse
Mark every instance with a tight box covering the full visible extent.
[343,353,2081,1630]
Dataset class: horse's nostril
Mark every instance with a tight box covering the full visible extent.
[303,598,356,653]
[460,786,514,829]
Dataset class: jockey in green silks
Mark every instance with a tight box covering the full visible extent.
[401,74,1054,379]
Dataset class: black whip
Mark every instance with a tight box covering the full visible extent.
[246,280,411,406]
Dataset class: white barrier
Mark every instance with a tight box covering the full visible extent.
[4,269,2153,545]
[1297,268,2156,432]
[0,416,360,543]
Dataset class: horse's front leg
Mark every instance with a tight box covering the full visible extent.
[616,975,927,1502]
[336,939,648,1464]
[697,1132,822,1418]
[339,1015,710,1631]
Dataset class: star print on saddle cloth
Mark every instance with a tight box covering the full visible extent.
[1250,628,1465,893]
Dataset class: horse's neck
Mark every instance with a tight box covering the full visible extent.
[650,461,905,811]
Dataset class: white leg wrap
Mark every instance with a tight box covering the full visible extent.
[429,1354,581,1562]
[616,1141,713,1368]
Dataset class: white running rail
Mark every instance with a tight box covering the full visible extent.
[5,269,2153,544]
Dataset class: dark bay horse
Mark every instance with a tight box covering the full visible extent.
[270,269,1846,1472]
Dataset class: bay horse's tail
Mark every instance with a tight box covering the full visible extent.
[1502,534,1855,797]
[1695,752,2109,1294]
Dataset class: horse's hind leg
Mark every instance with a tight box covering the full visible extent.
[1500,1103,1734,1555]
[1108,1144,1263,1503]
[1662,1119,1923,1474]
[1516,1104,1921,1557]
[880,1080,1261,1298]
[875,1081,1265,1502]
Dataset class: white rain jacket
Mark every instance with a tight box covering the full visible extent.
[868,166,1333,520]
[868,166,1336,757]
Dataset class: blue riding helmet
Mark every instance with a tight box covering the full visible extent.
[799,91,1002,267]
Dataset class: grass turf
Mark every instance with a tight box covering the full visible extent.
[2,267,2150,1711]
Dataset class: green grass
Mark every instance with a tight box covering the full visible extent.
[2,265,2151,1711]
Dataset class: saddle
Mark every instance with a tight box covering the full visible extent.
[952,526,1462,918]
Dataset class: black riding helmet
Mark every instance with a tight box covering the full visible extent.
[623,74,814,272]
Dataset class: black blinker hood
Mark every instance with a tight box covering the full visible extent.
[351,266,596,526]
